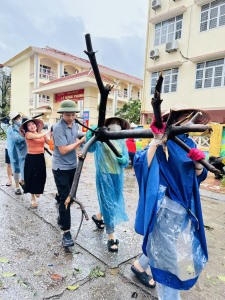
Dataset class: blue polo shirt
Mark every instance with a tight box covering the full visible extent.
[52,118,79,170]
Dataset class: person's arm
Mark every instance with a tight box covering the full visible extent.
[187,148,206,176]
[147,143,159,167]
[58,137,85,155]
[148,119,167,167]
[26,130,50,140]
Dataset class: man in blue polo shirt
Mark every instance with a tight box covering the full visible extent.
[52,100,85,247]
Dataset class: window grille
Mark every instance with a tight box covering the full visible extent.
[150,68,179,95]
[200,0,225,32]
[195,58,225,89]
[154,15,183,46]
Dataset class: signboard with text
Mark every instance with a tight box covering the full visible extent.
[82,111,89,132]
[55,89,84,102]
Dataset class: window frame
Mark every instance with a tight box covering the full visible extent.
[154,15,183,46]
[195,58,225,89]
[150,68,179,95]
[200,0,225,32]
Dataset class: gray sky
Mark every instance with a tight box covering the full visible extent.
[0,0,148,78]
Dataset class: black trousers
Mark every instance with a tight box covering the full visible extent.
[53,168,76,231]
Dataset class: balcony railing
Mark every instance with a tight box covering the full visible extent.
[39,70,56,81]
[193,136,210,148]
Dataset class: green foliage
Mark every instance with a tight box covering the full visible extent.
[89,266,105,279]
[115,99,141,124]
[221,175,225,187]
[0,67,11,118]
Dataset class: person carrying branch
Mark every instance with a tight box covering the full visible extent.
[19,118,50,208]
[86,117,130,252]
[52,100,86,248]
[132,107,210,299]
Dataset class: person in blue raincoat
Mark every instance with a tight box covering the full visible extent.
[86,117,130,252]
[7,111,27,195]
[132,108,210,300]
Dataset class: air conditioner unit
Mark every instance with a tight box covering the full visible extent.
[165,40,179,53]
[152,0,161,10]
[150,48,159,60]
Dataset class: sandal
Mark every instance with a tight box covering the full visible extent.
[15,188,22,195]
[92,215,105,230]
[6,180,12,186]
[107,239,119,252]
[19,182,25,190]
[31,200,38,208]
[131,265,156,288]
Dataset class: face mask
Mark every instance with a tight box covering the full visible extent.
[108,124,121,131]
[14,120,22,126]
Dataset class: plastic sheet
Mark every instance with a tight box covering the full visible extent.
[7,124,27,179]
[147,192,207,282]
[89,139,129,227]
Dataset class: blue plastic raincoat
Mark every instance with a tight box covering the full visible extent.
[134,134,208,290]
[7,124,27,179]
[88,139,129,227]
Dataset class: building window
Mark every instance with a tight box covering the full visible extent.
[40,65,51,75]
[154,15,183,46]
[39,94,50,104]
[200,0,225,32]
[150,68,179,94]
[195,58,225,89]
[124,88,128,98]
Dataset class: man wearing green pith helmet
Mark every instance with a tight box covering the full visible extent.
[52,99,86,247]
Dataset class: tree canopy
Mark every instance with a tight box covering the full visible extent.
[115,99,141,124]
[0,67,11,118]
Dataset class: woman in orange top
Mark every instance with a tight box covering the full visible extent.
[20,119,50,208]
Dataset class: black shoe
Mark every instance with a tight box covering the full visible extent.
[15,188,22,195]
[19,182,25,191]
[55,193,60,202]
[62,231,74,247]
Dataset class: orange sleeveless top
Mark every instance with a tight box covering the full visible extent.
[25,133,45,154]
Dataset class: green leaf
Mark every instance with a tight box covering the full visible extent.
[0,257,10,263]
[2,272,16,277]
[217,275,225,282]
[33,270,43,276]
[67,285,79,291]
[73,267,82,275]
[89,266,105,279]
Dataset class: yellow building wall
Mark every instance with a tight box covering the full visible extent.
[142,0,225,114]
[84,87,98,126]
[11,59,30,116]
[209,123,223,157]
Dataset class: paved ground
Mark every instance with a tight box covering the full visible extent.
[0,140,225,300]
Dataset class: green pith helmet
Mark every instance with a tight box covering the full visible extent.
[57,99,80,113]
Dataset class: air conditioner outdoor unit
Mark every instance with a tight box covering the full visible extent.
[150,48,159,60]
[152,0,161,10]
[165,40,179,53]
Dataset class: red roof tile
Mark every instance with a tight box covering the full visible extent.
[32,46,142,86]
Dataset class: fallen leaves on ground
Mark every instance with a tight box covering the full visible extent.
[50,273,63,281]
[2,272,16,278]
[217,275,225,282]
[89,266,105,279]
[0,258,10,263]
[67,284,79,291]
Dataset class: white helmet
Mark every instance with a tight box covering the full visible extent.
[9,111,21,120]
